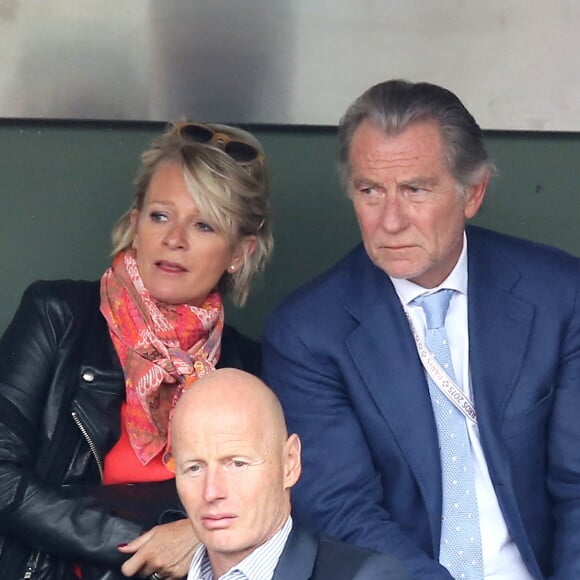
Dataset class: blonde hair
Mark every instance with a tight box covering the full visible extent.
[112,122,273,305]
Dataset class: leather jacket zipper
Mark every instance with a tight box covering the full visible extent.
[22,550,40,579]
[71,411,104,480]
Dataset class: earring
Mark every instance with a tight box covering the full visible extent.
[229,265,236,272]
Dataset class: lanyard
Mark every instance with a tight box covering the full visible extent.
[403,307,478,425]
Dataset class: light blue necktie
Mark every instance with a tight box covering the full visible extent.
[414,289,484,579]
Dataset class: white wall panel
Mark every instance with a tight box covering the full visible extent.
[0,1,577,130]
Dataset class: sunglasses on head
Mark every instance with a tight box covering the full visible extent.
[175,122,262,166]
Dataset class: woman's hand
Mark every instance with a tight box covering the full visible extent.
[119,518,198,579]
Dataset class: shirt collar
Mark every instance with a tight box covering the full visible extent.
[188,517,293,580]
[389,231,468,306]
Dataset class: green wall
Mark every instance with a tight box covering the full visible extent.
[1,120,579,339]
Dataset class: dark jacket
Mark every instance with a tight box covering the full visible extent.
[273,524,409,579]
[0,280,260,580]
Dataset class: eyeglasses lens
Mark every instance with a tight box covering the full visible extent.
[225,141,259,163]
[179,124,214,143]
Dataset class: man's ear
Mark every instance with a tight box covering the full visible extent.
[282,433,302,489]
[464,171,489,220]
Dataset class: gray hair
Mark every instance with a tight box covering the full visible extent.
[338,79,495,193]
[111,122,273,306]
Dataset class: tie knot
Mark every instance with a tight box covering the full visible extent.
[414,289,454,330]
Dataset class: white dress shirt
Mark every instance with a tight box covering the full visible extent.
[390,233,533,580]
[187,517,292,580]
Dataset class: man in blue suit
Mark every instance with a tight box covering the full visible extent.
[262,80,580,579]
[171,368,409,580]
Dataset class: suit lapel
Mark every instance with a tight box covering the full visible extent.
[272,525,318,580]
[466,228,535,436]
[343,248,443,538]
[466,228,537,552]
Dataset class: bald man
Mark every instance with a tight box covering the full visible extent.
[171,368,409,580]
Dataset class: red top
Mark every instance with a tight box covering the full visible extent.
[103,403,174,484]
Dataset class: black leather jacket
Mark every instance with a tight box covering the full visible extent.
[0,280,260,579]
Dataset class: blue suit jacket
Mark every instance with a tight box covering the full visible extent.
[263,226,580,579]
[273,525,409,579]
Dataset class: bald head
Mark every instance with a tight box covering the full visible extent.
[171,368,301,577]
[172,368,289,447]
